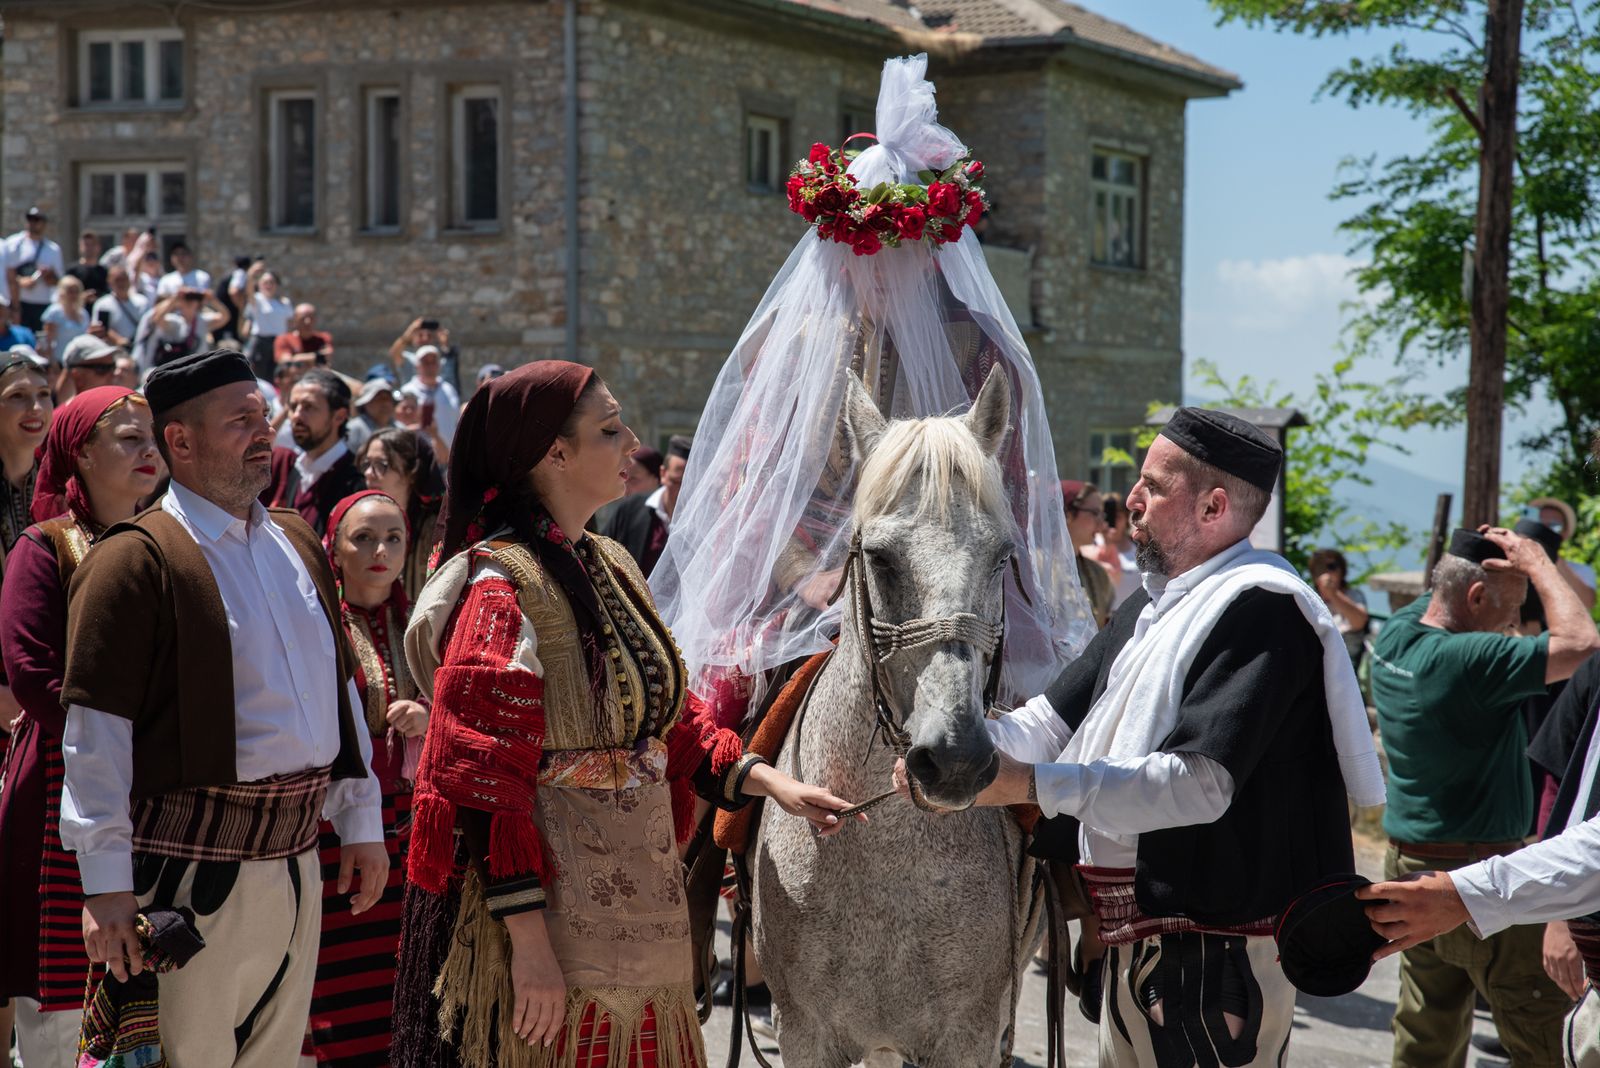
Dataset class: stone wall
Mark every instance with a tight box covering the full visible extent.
[0,0,1192,469]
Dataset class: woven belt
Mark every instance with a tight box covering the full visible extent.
[1390,838,1525,863]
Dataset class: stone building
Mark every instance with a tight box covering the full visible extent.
[0,0,1236,478]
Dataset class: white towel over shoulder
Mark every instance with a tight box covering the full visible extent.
[1060,550,1386,844]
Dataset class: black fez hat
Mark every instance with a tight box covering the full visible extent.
[1158,407,1283,493]
[1446,528,1507,564]
[144,348,256,416]
[1513,518,1562,563]
[1275,874,1385,997]
[667,434,693,461]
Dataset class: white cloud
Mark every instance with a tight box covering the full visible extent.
[1212,252,1366,331]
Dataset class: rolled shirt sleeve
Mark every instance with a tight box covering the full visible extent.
[60,705,137,895]
[1033,750,1235,833]
[321,677,385,847]
[986,693,1075,765]
[1451,815,1600,938]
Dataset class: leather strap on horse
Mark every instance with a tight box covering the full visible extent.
[713,648,833,854]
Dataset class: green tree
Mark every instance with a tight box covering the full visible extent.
[1209,1,1600,496]
[1169,358,1450,577]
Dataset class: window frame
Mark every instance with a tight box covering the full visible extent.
[75,28,185,109]
[447,83,504,232]
[1088,428,1142,498]
[744,113,785,195]
[265,88,320,234]
[361,86,405,235]
[1089,146,1147,271]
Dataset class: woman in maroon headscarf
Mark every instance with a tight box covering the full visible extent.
[305,489,427,1067]
[0,385,162,1065]
[393,361,859,1068]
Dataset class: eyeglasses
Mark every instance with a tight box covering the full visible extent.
[361,457,391,476]
[1067,502,1104,520]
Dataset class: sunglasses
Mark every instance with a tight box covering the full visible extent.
[361,457,391,476]
[78,362,117,376]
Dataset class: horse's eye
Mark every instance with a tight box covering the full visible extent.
[865,549,894,571]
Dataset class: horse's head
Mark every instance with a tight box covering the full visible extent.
[842,365,1015,810]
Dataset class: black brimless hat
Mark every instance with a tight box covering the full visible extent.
[1158,407,1283,492]
[1513,518,1562,563]
[143,348,256,417]
[1275,874,1386,997]
[1446,528,1508,564]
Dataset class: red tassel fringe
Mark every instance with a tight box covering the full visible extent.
[709,728,742,777]
[407,795,458,894]
[488,809,554,884]
[671,776,696,845]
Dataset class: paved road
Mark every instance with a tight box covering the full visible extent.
[703,835,1516,1067]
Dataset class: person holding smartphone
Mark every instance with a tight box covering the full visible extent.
[89,266,149,349]
[3,208,64,333]
[397,345,459,448]
[389,315,461,392]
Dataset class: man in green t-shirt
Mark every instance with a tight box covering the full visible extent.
[1372,526,1600,1067]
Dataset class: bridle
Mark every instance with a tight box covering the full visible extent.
[807,528,1013,820]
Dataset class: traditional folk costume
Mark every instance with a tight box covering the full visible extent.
[988,408,1386,1067]
[305,489,425,1067]
[268,440,368,537]
[393,361,758,1068]
[0,387,137,1067]
[394,430,446,605]
[59,349,383,1068]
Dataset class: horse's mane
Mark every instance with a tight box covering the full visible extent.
[854,412,1007,526]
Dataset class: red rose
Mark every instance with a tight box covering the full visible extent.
[965,160,984,181]
[850,229,883,256]
[816,184,851,215]
[786,174,807,213]
[934,216,964,245]
[895,205,928,241]
[964,190,985,222]
[809,143,833,168]
[862,203,897,233]
[927,181,961,217]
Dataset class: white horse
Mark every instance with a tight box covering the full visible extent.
[750,367,1043,1067]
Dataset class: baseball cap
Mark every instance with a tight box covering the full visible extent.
[60,334,120,368]
[355,378,400,409]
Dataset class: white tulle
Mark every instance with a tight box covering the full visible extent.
[649,55,1094,711]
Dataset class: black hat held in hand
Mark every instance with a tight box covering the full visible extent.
[1275,874,1386,997]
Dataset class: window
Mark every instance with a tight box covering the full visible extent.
[364,89,402,231]
[268,91,317,231]
[839,106,872,146]
[745,113,784,193]
[79,161,187,254]
[449,85,501,229]
[1088,429,1140,497]
[1091,148,1144,269]
[77,30,184,107]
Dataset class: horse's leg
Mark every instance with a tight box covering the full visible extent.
[772,1003,857,1068]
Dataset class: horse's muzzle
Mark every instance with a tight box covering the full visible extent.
[905,743,1001,809]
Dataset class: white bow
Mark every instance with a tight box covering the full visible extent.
[847,54,967,188]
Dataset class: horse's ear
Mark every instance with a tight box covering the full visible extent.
[842,372,887,463]
[965,365,1011,456]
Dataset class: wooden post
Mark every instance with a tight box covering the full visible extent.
[1461,0,1524,528]
[1423,493,1453,590]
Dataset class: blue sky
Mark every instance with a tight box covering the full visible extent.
[1093,2,1558,545]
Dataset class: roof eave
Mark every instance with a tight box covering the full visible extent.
[955,31,1240,98]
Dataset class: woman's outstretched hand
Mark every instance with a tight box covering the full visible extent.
[743,761,866,838]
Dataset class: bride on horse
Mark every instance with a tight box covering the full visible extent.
[650,54,1094,1067]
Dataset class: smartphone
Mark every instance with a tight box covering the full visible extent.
[419,319,440,332]
[97,308,115,329]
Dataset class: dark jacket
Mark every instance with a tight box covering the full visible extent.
[1036,586,1354,927]
[593,491,666,575]
[264,444,366,537]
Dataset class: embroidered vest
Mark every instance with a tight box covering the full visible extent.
[485,536,685,752]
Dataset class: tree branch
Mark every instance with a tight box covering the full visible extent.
[1445,85,1486,137]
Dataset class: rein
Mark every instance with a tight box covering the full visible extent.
[809,528,1009,822]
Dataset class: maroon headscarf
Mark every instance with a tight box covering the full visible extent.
[324,488,410,614]
[435,359,595,565]
[30,386,137,525]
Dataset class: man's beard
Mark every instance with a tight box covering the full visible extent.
[291,423,328,451]
[1131,518,1172,576]
[199,446,273,510]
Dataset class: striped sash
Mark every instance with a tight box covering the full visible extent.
[132,766,332,862]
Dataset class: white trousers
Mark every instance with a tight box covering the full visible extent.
[1098,931,1295,1068]
[13,996,79,1068]
[134,849,321,1068]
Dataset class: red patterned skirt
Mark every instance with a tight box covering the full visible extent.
[37,738,94,1009]
[306,785,411,1067]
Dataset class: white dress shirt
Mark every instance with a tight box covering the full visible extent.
[61,480,382,895]
[294,438,350,490]
[645,484,671,529]
[1452,705,1600,937]
[986,543,1252,867]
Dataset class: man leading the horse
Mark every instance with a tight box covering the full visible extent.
[944,407,1386,1066]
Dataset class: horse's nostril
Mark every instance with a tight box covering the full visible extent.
[905,746,942,788]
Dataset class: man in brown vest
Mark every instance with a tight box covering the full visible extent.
[59,348,386,1067]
